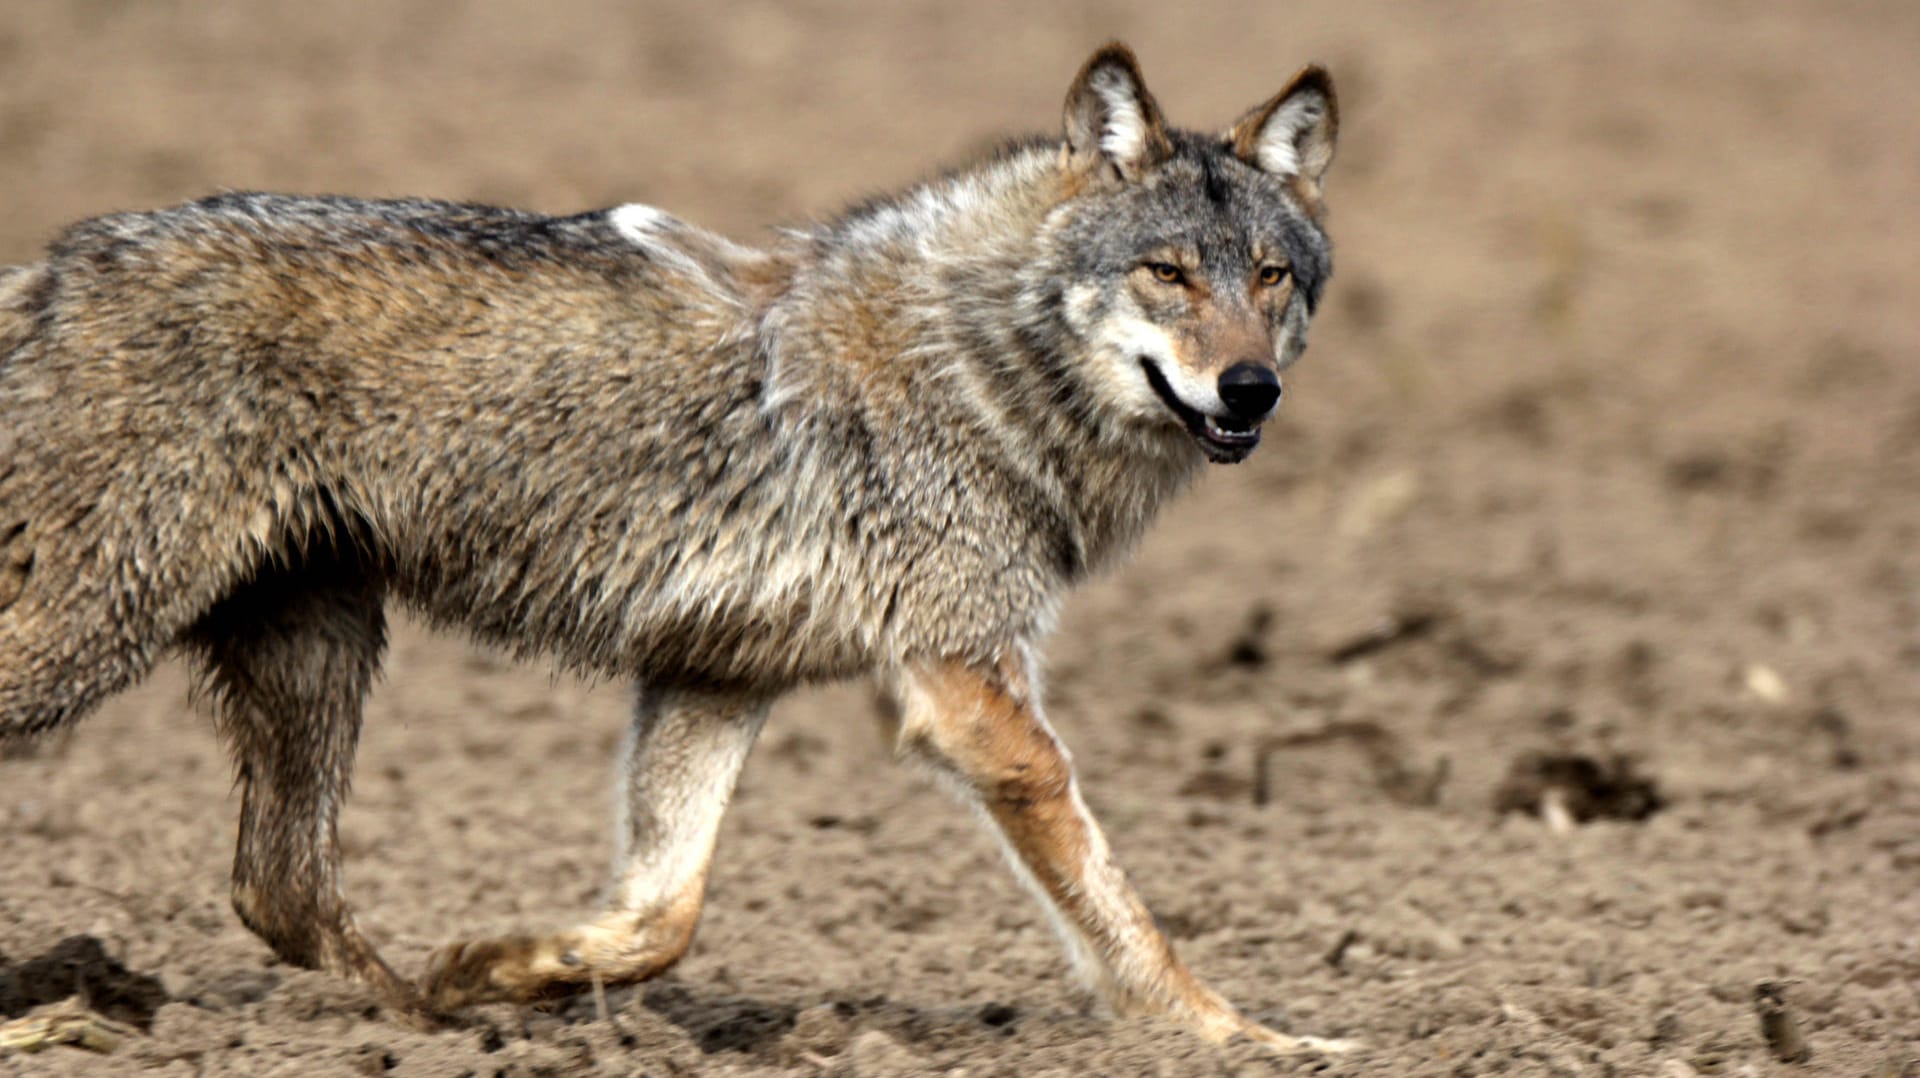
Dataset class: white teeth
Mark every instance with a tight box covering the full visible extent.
[1202,416,1258,444]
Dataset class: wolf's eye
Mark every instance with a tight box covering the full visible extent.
[1258,265,1290,287]
[1147,262,1186,285]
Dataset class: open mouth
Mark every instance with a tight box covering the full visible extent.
[1140,359,1262,464]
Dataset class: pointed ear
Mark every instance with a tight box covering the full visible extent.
[1063,43,1173,183]
[1229,65,1338,197]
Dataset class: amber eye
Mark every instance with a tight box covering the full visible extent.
[1258,264,1290,287]
[1147,262,1186,285]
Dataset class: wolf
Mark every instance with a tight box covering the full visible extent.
[0,44,1342,1052]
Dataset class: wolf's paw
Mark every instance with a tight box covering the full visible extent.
[1238,1022,1363,1056]
[421,933,581,1009]
[421,919,684,1010]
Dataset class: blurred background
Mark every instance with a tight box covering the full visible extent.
[1,2,1915,1074]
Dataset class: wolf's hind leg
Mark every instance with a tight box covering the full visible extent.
[187,548,415,1010]
[422,686,768,1009]
[894,651,1357,1056]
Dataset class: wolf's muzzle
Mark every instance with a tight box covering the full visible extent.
[1141,358,1264,464]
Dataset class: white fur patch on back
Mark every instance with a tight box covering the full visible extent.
[609,201,712,279]
[610,202,673,243]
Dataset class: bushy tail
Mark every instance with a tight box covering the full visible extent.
[1,263,50,738]
[0,262,47,613]
[0,263,48,365]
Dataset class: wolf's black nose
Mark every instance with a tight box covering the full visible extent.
[1218,363,1281,421]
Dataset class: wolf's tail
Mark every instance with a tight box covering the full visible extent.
[1,263,52,738]
[0,263,48,366]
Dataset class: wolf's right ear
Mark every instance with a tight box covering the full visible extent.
[1228,66,1339,205]
[1063,43,1173,184]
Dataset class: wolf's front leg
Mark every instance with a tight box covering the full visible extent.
[422,686,769,1009]
[894,650,1355,1056]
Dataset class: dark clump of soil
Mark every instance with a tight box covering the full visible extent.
[0,935,170,1030]
[1494,751,1665,824]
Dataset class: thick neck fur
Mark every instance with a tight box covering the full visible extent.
[762,143,1203,585]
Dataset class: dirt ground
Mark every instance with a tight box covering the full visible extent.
[2,2,1917,1074]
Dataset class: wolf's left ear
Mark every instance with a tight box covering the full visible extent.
[1229,66,1339,201]
[1064,43,1173,183]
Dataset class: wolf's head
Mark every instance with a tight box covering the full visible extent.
[1038,44,1337,464]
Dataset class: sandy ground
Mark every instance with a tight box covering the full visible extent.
[2,2,1917,1074]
